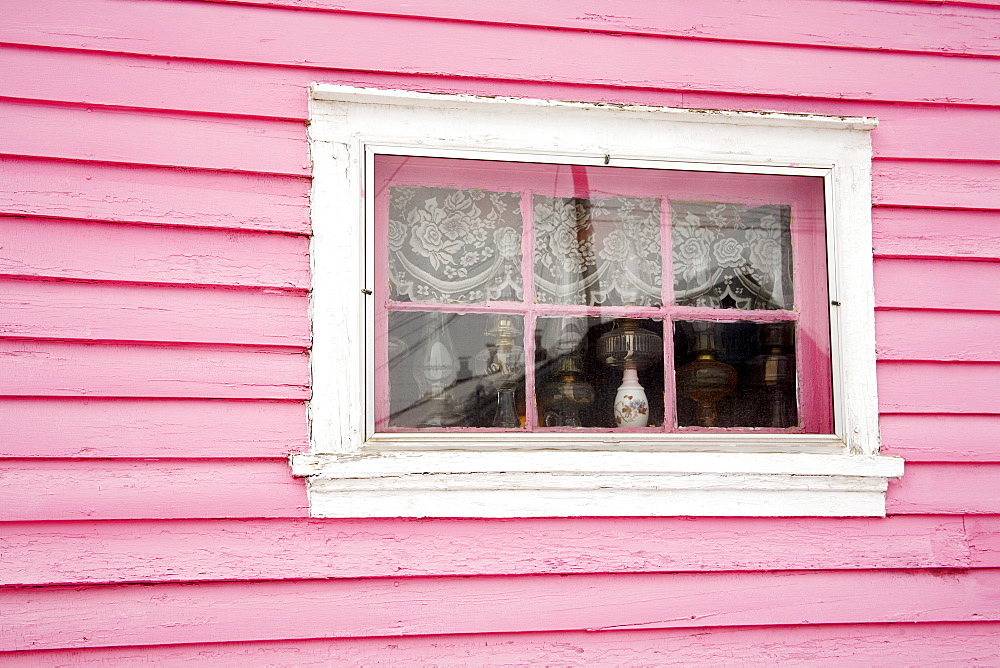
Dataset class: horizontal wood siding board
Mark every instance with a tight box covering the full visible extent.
[880,414,1000,461]
[0,515,973,586]
[0,397,309,458]
[0,99,309,176]
[5,1,1000,106]
[937,0,1000,6]
[0,403,990,463]
[867,106,1000,163]
[888,463,1000,514]
[874,257,1000,311]
[0,45,317,120]
[0,460,308,522]
[0,216,310,290]
[873,159,1000,210]
[4,569,1000,650]
[192,0,1000,57]
[1,396,986,463]
[0,461,990,521]
[0,217,311,289]
[876,310,1000,361]
[6,622,1000,665]
[6,46,1000,162]
[0,403,993,462]
[0,340,309,399]
[0,279,310,346]
[0,398,307,458]
[966,516,1000,567]
[878,361,1000,414]
[873,207,1000,260]
[0,157,310,233]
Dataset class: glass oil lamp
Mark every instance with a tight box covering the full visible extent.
[414,312,460,427]
[539,318,594,427]
[750,323,797,428]
[597,319,662,427]
[475,314,525,428]
[540,355,594,427]
[676,322,737,427]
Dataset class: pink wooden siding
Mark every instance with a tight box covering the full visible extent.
[2,0,999,663]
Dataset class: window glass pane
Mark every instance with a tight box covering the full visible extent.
[388,186,523,303]
[674,320,798,428]
[387,311,525,428]
[535,316,665,429]
[534,195,662,306]
[671,202,794,310]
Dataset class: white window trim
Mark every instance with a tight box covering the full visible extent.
[293,84,903,518]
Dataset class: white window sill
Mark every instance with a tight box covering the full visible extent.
[291,450,903,517]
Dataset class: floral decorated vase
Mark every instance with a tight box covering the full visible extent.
[613,367,649,427]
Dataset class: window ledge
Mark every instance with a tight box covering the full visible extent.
[290,450,903,518]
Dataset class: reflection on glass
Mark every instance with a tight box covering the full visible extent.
[671,201,794,310]
[387,186,523,303]
[674,321,798,428]
[388,311,525,428]
[534,195,662,306]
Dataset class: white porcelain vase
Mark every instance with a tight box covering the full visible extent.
[613,367,649,427]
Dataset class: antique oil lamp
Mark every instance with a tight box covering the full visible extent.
[475,314,526,428]
[750,323,797,428]
[539,318,595,427]
[597,319,662,427]
[540,356,595,427]
[413,312,460,427]
[676,322,737,427]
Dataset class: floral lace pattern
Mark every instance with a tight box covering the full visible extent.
[671,201,793,310]
[388,187,523,303]
[533,195,662,306]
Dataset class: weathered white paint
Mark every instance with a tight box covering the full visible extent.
[303,85,893,517]
[360,431,849,453]
[292,451,902,517]
[302,485,892,518]
[292,451,904,478]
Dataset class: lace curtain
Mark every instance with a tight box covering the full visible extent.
[388,186,523,303]
[387,188,792,311]
[533,195,662,306]
[671,201,794,310]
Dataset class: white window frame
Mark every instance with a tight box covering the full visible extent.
[292,85,903,518]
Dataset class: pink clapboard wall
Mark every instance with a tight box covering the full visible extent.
[2,0,1000,663]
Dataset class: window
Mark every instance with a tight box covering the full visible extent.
[293,86,903,517]
[374,156,830,435]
